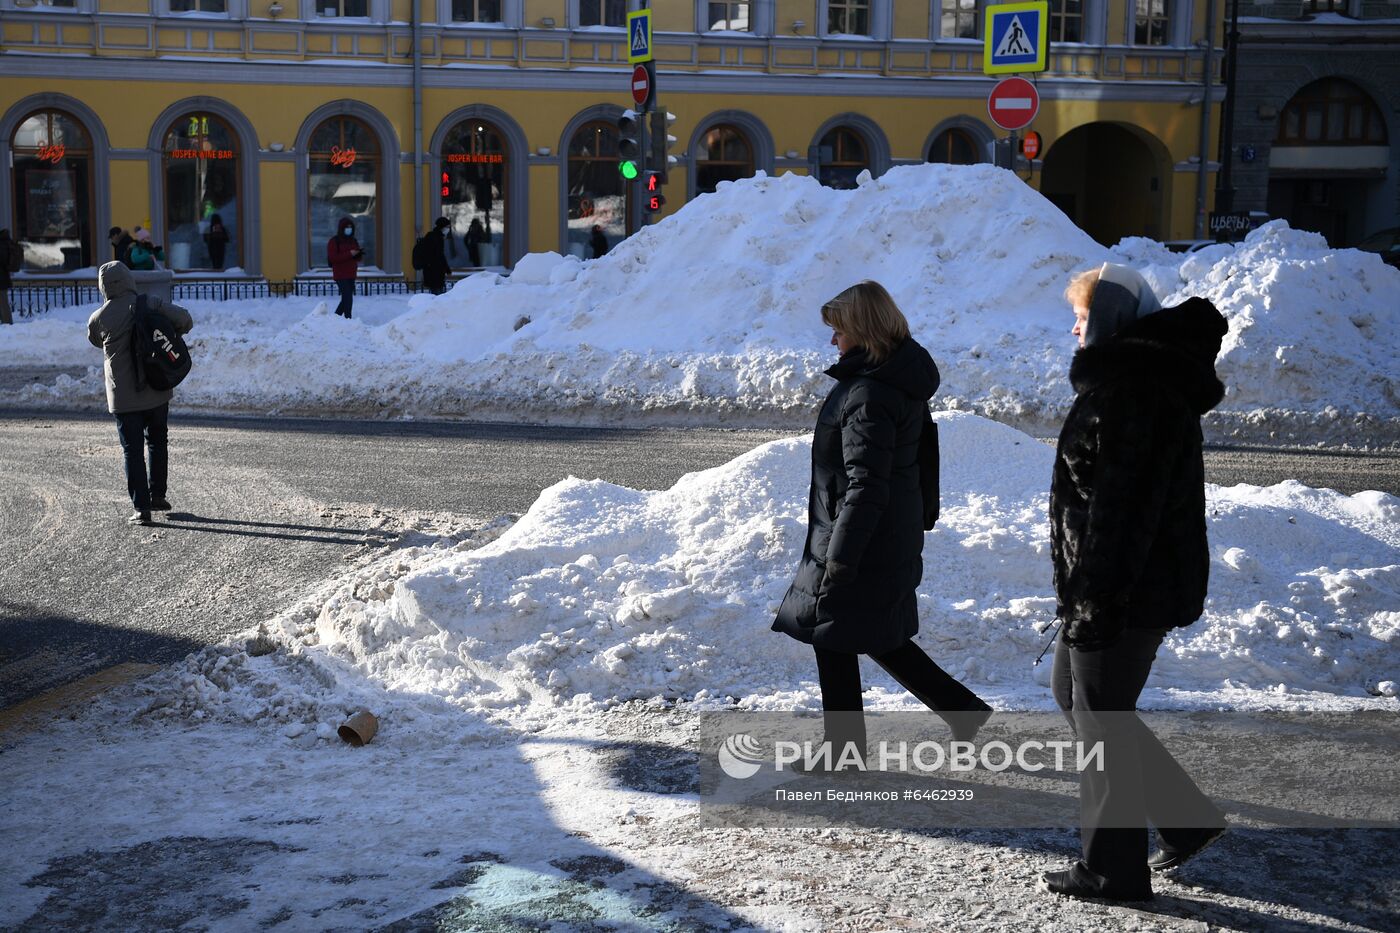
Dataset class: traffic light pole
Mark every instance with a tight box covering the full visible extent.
[631,109,648,233]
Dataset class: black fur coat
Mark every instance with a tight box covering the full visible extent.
[1050,297,1229,649]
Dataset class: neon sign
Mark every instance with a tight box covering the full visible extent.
[37,143,66,164]
[169,149,235,160]
[329,145,358,168]
[444,153,504,164]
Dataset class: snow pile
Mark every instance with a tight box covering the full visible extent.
[147,413,1399,733]
[6,165,1397,440]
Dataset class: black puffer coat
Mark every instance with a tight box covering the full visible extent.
[773,336,940,655]
[1050,297,1229,649]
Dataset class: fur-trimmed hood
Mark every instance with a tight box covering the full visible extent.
[1069,296,1228,415]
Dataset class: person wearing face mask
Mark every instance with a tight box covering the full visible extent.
[1039,263,1230,903]
[327,217,364,319]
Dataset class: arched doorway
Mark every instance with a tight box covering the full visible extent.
[161,112,242,272]
[439,119,509,268]
[566,119,630,259]
[306,115,381,269]
[1040,123,1168,245]
[1267,78,1389,247]
[694,124,755,195]
[9,108,95,272]
[817,126,869,189]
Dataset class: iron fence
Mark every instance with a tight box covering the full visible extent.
[4,277,438,319]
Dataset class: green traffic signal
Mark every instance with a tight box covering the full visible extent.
[619,160,640,180]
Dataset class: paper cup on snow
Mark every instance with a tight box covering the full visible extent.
[337,710,378,747]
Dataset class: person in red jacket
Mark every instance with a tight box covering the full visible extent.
[326,217,364,319]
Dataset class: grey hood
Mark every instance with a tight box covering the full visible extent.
[1084,262,1162,348]
[98,260,136,300]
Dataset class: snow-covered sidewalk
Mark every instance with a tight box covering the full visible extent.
[6,166,1398,445]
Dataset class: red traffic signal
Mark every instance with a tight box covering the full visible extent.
[645,194,666,213]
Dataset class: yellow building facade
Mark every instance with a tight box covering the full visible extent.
[1,0,1224,280]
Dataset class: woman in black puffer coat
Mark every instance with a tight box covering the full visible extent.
[772,281,990,764]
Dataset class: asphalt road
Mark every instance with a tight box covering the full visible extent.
[2,410,1397,710]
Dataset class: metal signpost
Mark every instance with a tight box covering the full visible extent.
[983,1,1047,172]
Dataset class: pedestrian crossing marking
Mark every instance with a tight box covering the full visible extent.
[994,15,1034,58]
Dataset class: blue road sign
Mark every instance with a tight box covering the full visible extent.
[984,1,1048,75]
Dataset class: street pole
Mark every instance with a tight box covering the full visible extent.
[1214,0,1240,216]
[1195,0,1216,239]
[411,0,424,248]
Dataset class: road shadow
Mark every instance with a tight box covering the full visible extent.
[0,605,203,709]
[156,513,392,547]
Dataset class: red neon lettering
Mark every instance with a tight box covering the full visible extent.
[37,143,66,164]
[329,145,358,168]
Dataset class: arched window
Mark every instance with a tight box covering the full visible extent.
[162,113,241,272]
[695,124,755,195]
[307,116,381,268]
[817,127,868,189]
[1275,79,1388,146]
[927,128,978,165]
[566,120,630,259]
[10,109,94,273]
[439,121,509,268]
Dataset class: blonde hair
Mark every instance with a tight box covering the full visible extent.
[820,280,910,364]
[1064,267,1101,307]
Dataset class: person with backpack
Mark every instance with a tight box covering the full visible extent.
[415,218,451,295]
[87,261,194,526]
[327,217,363,319]
[771,281,992,768]
[465,218,486,267]
[1039,263,1229,902]
[0,227,20,325]
[203,214,230,271]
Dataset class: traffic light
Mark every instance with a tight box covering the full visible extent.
[649,110,677,184]
[617,110,640,181]
[642,171,666,215]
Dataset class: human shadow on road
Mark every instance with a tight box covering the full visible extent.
[157,513,389,547]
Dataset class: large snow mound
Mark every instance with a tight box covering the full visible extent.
[10,165,1399,443]
[150,413,1399,734]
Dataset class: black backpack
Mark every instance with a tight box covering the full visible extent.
[130,294,192,391]
[411,236,428,271]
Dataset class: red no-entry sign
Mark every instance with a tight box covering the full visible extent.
[631,65,650,105]
[988,76,1039,131]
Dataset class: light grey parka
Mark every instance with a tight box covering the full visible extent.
[87,261,194,414]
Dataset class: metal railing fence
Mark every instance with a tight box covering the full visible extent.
[4,278,439,318]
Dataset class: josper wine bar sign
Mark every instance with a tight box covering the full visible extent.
[169,149,235,160]
[445,153,504,164]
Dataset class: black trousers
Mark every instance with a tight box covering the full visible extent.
[814,640,988,753]
[334,278,355,318]
[1051,628,1224,889]
[114,403,169,513]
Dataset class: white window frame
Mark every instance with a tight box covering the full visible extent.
[570,0,628,30]
[438,0,520,27]
[161,0,247,18]
[819,0,889,39]
[0,0,96,13]
[300,0,388,23]
[697,0,769,35]
[1126,0,1189,47]
[934,0,980,40]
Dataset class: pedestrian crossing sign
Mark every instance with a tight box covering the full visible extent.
[984,1,1048,75]
[627,9,653,65]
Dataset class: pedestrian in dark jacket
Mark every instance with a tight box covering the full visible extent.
[422,217,451,295]
[589,225,609,260]
[87,261,194,526]
[326,217,363,319]
[773,281,991,767]
[1040,263,1229,903]
[0,227,16,325]
[465,218,486,267]
[204,214,230,271]
[109,226,135,268]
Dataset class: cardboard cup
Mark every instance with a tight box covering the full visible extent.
[338,710,378,747]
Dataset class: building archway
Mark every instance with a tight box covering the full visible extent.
[430,105,528,269]
[1040,122,1170,245]
[923,116,994,165]
[1266,77,1389,247]
[686,109,775,202]
[294,101,401,274]
[558,104,632,258]
[809,113,891,187]
[0,94,112,273]
[147,97,260,274]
